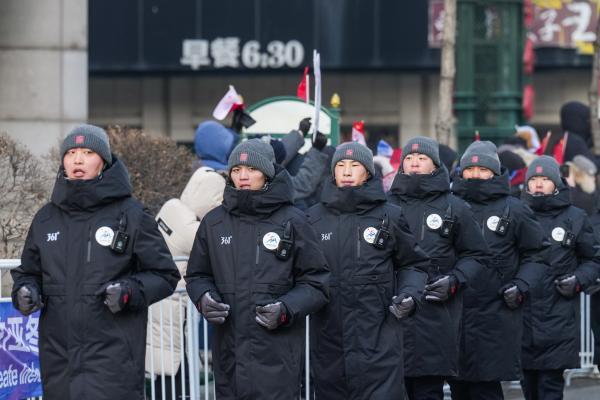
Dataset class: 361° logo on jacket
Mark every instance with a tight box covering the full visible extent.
[46,231,60,242]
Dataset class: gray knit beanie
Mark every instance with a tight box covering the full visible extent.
[228,139,276,179]
[61,124,112,165]
[401,136,440,168]
[526,155,562,188]
[460,141,501,175]
[331,142,375,176]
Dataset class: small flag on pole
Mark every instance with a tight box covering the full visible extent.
[212,85,242,120]
[352,121,367,146]
[297,66,309,102]
[312,51,322,143]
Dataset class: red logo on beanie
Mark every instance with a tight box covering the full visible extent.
[536,166,543,174]
[75,135,84,144]
[471,155,479,163]
[239,152,248,162]
[346,149,353,156]
[412,143,419,151]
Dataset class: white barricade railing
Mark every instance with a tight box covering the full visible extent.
[2,258,597,399]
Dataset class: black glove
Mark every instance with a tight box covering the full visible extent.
[554,274,581,298]
[95,280,133,314]
[424,275,458,303]
[255,302,288,330]
[15,285,43,316]
[313,131,328,151]
[498,283,523,310]
[585,278,600,295]
[199,292,230,324]
[298,117,312,136]
[389,294,415,320]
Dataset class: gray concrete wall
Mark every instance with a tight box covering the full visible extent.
[0,0,88,155]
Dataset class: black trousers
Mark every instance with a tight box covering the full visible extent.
[521,369,565,400]
[448,380,504,400]
[405,376,444,400]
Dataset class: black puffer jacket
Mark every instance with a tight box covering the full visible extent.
[307,177,429,400]
[185,167,330,400]
[452,171,549,381]
[388,167,489,377]
[11,157,180,400]
[522,185,600,370]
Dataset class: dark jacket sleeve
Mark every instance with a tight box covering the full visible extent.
[277,215,330,323]
[280,130,306,167]
[11,221,43,308]
[392,210,429,300]
[514,202,550,291]
[292,148,330,201]
[128,210,180,308]
[185,218,219,305]
[452,201,490,285]
[574,217,600,288]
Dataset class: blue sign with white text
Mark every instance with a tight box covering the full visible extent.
[0,301,42,399]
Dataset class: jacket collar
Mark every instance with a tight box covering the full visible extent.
[51,156,132,213]
[389,166,450,200]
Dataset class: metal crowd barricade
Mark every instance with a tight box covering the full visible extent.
[0,258,310,400]
[3,257,597,399]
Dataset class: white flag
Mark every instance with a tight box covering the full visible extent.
[312,50,321,142]
[212,85,241,120]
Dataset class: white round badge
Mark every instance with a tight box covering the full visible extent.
[426,214,443,230]
[363,227,379,244]
[552,227,566,242]
[487,216,500,232]
[95,226,114,247]
[263,232,281,250]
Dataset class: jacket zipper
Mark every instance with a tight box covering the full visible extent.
[356,226,361,259]
[87,226,92,263]
[420,213,426,241]
[255,229,261,265]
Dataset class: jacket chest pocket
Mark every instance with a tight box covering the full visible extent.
[254,228,295,284]
[86,221,134,281]
[355,222,393,276]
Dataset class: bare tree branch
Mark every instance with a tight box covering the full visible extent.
[435,0,457,146]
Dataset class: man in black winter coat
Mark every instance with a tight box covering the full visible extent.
[388,137,489,400]
[185,139,330,400]
[450,141,549,400]
[308,142,429,400]
[11,125,181,400]
[520,156,600,400]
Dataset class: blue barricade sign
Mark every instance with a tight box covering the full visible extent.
[0,300,42,399]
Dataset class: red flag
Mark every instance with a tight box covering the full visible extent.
[297,66,309,101]
[537,131,567,164]
[522,84,535,120]
[351,120,366,146]
[537,131,551,155]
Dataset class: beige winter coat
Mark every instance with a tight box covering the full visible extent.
[145,167,225,376]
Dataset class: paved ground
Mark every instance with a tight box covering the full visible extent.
[439,378,600,399]
[503,378,600,399]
